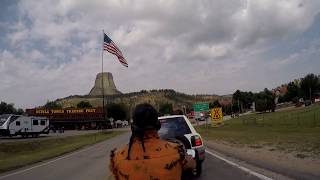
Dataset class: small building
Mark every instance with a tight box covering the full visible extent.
[26,108,109,130]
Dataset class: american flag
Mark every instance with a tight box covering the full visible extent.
[103,33,128,67]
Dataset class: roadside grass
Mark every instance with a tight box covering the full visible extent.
[0,131,125,173]
[196,103,320,155]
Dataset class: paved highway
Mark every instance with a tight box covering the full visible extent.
[0,133,267,180]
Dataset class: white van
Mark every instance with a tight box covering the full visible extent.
[0,114,50,137]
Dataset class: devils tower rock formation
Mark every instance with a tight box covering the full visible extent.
[89,72,122,96]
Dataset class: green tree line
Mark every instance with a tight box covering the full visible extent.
[0,101,24,115]
[278,73,320,103]
[230,73,320,113]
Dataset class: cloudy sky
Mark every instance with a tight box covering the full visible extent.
[1,0,320,108]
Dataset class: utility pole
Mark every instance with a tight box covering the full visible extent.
[231,101,233,116]
[101,30,106,122]
[310,87,312,102]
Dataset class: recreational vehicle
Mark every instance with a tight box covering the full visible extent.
[0,114,50,137]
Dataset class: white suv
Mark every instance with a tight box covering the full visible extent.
[158,115,205,176]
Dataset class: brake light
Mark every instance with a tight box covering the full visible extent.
[195,138,202,146]
[191,135,202,147]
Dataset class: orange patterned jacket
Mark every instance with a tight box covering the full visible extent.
[110,131,185,180]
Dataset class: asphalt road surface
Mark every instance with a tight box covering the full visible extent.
[0,132,265,180]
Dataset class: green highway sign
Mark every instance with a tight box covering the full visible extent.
[193,103,209,112]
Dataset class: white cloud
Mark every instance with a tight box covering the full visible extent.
[192,44,228,59]
[1,0,320,108]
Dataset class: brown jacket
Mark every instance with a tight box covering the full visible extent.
[110,131,185,180]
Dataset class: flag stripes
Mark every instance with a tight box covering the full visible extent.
[103,33,128,67]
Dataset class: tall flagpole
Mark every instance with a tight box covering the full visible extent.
[102,30,105,122]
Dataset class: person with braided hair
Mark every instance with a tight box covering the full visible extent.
[110,103,195,180]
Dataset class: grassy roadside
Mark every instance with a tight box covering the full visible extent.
[0,131,125,173]
[196,104,320,156]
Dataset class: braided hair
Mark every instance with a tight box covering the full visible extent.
[127,103,161,160]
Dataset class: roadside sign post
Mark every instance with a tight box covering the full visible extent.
[193,103,209,112]
[195,112,200,126]
[211,107,223,127]
[193,103,210,132]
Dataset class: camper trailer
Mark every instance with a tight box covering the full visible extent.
[0,114,50,137]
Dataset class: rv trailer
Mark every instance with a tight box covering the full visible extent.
[0,114,50,137]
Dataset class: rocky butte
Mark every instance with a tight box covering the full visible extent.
[54,72,226,109]
[88,72,122,96]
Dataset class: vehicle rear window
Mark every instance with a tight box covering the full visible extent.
[158,117,191,139]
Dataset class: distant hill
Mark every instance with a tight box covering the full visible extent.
[54,89,231,111]
[51,72,231,112]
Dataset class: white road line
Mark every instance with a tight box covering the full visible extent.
[205,150,274,180]
[0,144,99,179]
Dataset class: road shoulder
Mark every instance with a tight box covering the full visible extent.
[205,140,320,180]
[0,131,126,174]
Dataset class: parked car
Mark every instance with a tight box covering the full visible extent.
[305,100,312,106]
[158,115,205,176]
[122,120,129,127]
[115,120,123,128]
